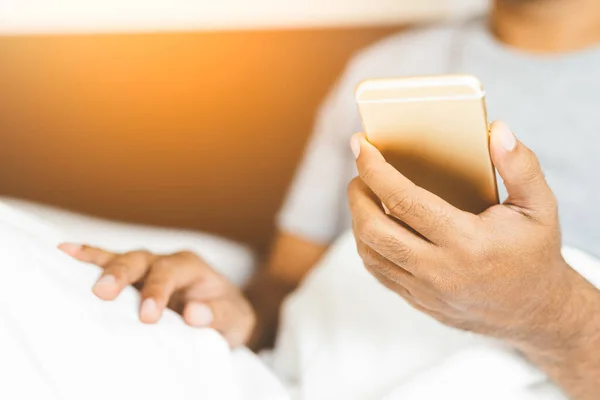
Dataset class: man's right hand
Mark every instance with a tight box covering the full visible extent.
[58,243,256,348]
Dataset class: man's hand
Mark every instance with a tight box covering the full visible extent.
[348,121,600,398]
[58,244,255,348]
[348,121,572,343]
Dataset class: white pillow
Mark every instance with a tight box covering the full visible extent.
[0,197,256,286]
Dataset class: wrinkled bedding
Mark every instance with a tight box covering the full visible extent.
[0,202,287,400]
[272,231,599,400]
[1,200,598,400]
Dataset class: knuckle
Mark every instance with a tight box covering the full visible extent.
[430,273,462,298]
[357,216,381,245]
[104,258,132,275]
[357,223,416,269]
[145,267,173,284]
[126,250,153,263]
[174,251,202,264]
[377,232,403,254]
[392,244,413,266]
[152,257,172,270]
[358,245,380,268]
[361,165,379,183]
[376,262,399,282]
[360,246,409,286]
[143,278,173,297]
[433,206,454,230]
[455,234,484,260]
[142,281,163,294]
[152,256,183,272]
[105,256,128,268]
[385,189,415,217]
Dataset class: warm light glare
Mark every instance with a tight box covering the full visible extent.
[0,0,487,34]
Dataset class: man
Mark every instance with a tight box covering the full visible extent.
[59,0,600,397]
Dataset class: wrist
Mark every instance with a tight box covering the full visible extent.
[515,264,600,364]
[518,275,600,400]
[244,272,297,351]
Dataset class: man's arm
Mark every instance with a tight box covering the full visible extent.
[347,121,600,399]
[517,271,600,400]
[244,43,359,351]
[244,231,328,351]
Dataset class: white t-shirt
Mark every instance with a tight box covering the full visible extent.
[277,16,600,257]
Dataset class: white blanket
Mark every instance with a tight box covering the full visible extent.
[0,203,288,400]
[0,197,256,287]
[272,231,600,400]
[2,201,599,399]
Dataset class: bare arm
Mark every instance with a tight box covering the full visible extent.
[244,231,328,351]
[348,123,600,399]
[517,270,600,400]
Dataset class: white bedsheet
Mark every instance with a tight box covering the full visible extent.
[2,199,599,400]
[0,202,288,400]
[272,231,600,400]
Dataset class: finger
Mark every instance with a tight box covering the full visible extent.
[348,178,432,276]
[215,296,255,348]
[356,237,444,307]
[184,302,215,328]
[58,243,116,267]
[93,251,154,301]
[139,252,212,323]
[356,238,418,287]
[366,263,447,320]
[351,133,466,244]
[489,121,555,216]
[185,296,254,348]
[164,278,228,316]
[396,290,454,327]
[139,265,179,324]
[185,300,238,345]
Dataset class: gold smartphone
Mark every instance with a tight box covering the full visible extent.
[355,75,499,214]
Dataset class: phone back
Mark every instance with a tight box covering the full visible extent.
[356,75,498,214]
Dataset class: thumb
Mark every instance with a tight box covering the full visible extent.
[489,121,555,213]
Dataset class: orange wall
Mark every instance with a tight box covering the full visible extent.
[0,27,400,251]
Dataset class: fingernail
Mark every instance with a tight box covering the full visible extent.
[187,303,214,327]
[92,274,117,297]
[494,121,517,152]
[140,298,158,322]
[58,243,81,256]
[350,135,361,159]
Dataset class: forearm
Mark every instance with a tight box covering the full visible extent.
[244,231,329,351]
[517,271,600,400]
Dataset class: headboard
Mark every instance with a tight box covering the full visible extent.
[0,27,400,251]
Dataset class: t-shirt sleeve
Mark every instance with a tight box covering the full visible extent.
[276,70,359,245]
[276,25,464,244]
